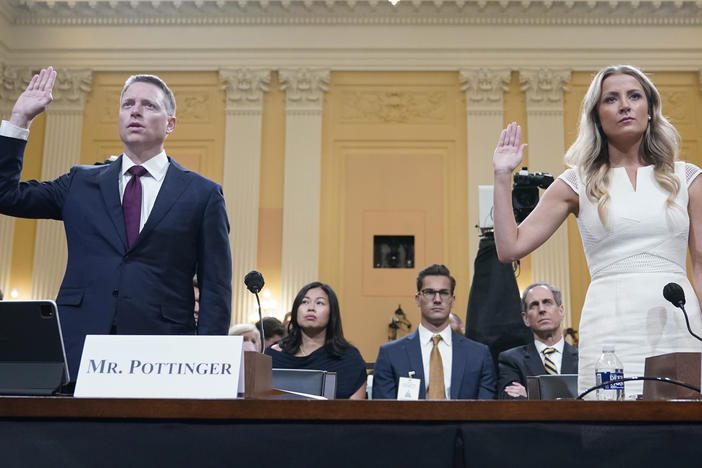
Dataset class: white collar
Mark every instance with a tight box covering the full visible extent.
[534,337,564,354]
[121,150,169,182]
[418,323,452,346]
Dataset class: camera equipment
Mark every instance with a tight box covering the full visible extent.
[512,167,554,223]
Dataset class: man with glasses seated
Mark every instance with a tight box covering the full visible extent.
[372,264,496,400]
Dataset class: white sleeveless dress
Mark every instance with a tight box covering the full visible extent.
[559,161,702,398]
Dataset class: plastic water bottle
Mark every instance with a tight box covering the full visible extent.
[595,344,624,401]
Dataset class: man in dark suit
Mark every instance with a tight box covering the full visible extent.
[373,264,496,399]
[497,282,578,399]
[0,67,232,380]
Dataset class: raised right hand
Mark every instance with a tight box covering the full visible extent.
[9,66,57,129]
[493,122,527,175]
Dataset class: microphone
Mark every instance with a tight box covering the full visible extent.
[244,270,266,352]
[663,282,685,308]
[663,282,702,342]
[244,270,265,294]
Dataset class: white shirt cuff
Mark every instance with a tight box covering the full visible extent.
[0,120,30,141]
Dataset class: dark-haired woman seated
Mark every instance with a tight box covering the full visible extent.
[265,282,367,399]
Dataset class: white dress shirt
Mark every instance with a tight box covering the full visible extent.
[534,337,565,374]
[418,323,453,399]
[120,152,169,232]
[0,120,30,140]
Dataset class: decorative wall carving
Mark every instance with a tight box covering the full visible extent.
[0,65,91,112]
[459,68,510,109]
[279,68,329,110]
[219,68,271,111]
[6,1,702,26]
[177,92,211,122]
[99,90,121,123]
[519,68,570,108]
[0,66,34,108]
[341,90,446,123]
[46,69,92,111]
[662,90,691,123]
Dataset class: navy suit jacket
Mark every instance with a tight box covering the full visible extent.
[0,135,232,380]
[372,329,496,399]
[497,340,579,399]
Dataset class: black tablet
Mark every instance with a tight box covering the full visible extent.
[0,300,69,395]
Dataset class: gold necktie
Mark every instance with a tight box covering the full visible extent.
[543,347,558,375]
[427,335,446,400]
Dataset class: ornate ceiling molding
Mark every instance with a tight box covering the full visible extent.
[6,0,702,25]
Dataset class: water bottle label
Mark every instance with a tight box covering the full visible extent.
[596,371,624,390]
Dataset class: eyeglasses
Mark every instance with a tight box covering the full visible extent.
[418,289,452,300]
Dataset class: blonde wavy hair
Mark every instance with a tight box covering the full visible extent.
[564,65,680,225]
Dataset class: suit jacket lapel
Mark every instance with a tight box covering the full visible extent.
[450,334,467,399]
[133,157,192,248]
[97,156,128,250]
[525,342,547,376]
[562,343,579,374]
[404,331,425,398]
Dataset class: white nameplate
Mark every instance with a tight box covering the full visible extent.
[74,335,244,399]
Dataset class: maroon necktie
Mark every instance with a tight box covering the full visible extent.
[122,165,148,247]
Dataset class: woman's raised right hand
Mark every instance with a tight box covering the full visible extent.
[493,122,527,175]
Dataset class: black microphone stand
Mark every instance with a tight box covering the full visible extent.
[676,302,702,343]
[244,271,266,353]
[254,290,265,353]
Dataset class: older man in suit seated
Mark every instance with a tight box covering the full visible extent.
[373,264,496,400]
[498,282,578,399]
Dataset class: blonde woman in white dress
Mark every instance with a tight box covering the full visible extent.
[492,65,702,397]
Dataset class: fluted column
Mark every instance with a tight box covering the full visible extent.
[219,68,270,325]
[31,69,92,300]
[519,68,572,324]
[459,68,511,279]
[0,65,34,297]
[279,68,330,315]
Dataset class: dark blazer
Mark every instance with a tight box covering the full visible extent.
[372,329,496,399]
[497,340,579,399]
[0,135,232,380]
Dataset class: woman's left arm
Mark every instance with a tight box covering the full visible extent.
[349,382,367,400]
[688,175,702,308]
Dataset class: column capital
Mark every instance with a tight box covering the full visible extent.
[519,68,571,110]
[219,68,271,113]
[279,68,330,112]
[48,68,93,112]
[459,68,511,111]
[0,65,35,110]
[1,66,92,112]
